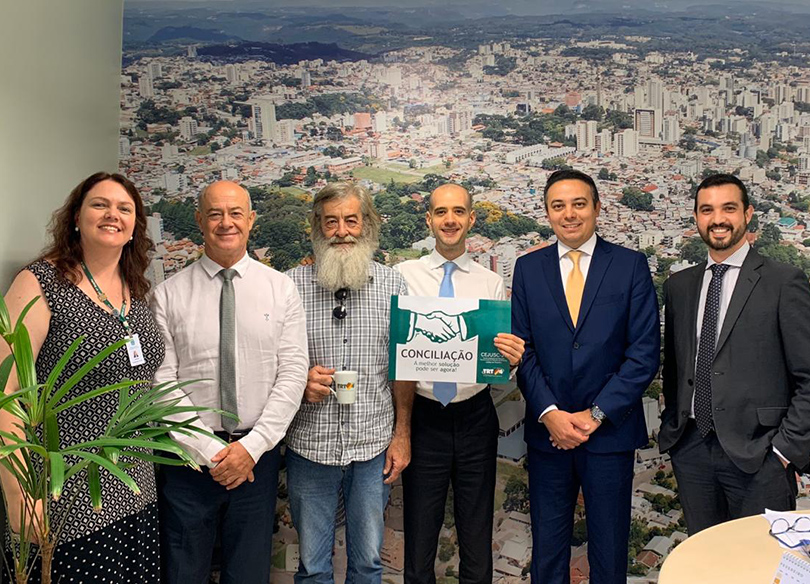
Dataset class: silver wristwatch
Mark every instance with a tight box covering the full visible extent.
[590,404,606,423]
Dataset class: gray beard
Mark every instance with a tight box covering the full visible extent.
[313,235,375,291]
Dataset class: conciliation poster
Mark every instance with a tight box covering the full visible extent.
[388,295,511,384]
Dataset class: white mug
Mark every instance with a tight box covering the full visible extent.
[332,370,358,404]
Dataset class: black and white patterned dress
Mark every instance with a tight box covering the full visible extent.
[9,260,165,583]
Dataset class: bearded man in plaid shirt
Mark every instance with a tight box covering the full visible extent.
[285,182,414,584]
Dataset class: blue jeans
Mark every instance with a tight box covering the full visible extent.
[286,448,390,584]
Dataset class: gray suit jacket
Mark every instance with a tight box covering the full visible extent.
[659,248,810,473]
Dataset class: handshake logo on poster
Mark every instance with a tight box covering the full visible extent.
[389,296,511,385]
[411,310,467,344]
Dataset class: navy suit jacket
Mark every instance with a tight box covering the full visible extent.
[512,236,660,454]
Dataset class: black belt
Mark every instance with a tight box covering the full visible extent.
[214,429,251,443]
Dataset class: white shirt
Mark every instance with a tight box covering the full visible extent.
[150,253,308,467]
[690,241,749,417]
[557,232,598,293]
[540,232,599,420]
[395,250,506,403]
[695,241,750,349]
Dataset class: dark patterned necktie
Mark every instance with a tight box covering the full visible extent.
[694,263,730,437]
[219,268,238,433]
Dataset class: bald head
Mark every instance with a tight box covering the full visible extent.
[195,180,256,268]
[426,183,475,260]
[428,183,472,212]
[198,180,252,213]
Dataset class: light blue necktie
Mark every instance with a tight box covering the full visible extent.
[434,261,457,406]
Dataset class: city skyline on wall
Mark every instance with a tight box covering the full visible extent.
[119,3,810,582]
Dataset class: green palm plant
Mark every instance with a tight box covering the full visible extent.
[0,294,224,584]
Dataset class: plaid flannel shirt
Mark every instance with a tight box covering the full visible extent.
[285,261,408,465]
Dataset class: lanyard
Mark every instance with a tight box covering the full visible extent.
[80,261,132,338]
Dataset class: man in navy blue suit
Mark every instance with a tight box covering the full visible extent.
[512,169,660,584]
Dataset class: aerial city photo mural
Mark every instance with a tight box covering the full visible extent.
[119,1,810,581]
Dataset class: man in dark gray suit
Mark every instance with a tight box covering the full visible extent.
[660,173,810,534]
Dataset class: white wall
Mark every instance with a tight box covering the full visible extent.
[0,0,124,290]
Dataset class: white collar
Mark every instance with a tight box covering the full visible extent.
[200,252,250,279]
[557,232,598,261]
[706,240,750,270]
[428,249,471,273]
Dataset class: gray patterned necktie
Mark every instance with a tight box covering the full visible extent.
[694,263,730,437]
[219,268,238,433]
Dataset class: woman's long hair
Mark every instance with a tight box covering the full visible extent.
[38,172,154,299]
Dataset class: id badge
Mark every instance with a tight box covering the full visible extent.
[126,334,146,367]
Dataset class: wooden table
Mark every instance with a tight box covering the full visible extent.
[659,512,810,584]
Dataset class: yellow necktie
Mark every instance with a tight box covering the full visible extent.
[566,250,584,326]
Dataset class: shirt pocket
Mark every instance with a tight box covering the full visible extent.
[239,310,281,375]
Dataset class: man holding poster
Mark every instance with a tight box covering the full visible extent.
[395,183,524,584]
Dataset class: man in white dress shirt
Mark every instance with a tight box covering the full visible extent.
[395,184,524,584]
[150,180,308,584]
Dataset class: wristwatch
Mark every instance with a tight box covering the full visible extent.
[590,404,606,424]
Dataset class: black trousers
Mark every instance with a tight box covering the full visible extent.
[402,389,499,584]
[670,420,798,534]
[158,444,281,584]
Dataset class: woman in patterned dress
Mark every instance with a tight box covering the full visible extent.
[1,172,165,583]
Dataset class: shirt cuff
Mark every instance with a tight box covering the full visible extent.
[239,431,270,464]
[773,446,790,467]
[538,404,559,423]
[191,435,226,469]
